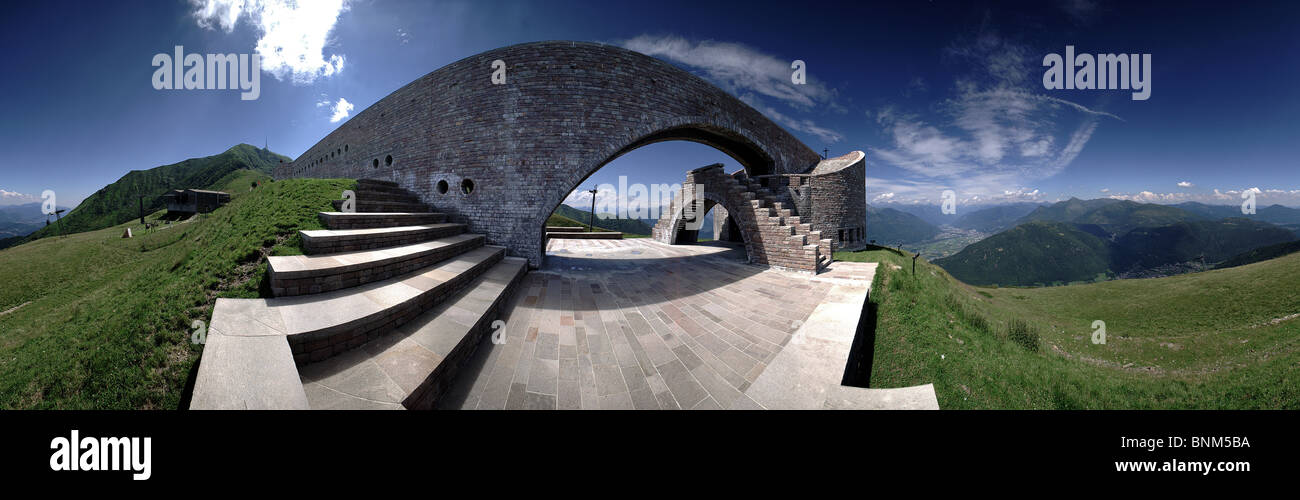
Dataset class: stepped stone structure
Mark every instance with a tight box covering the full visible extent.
[271,40,865,270]
[651,152,866,273]
[192,180,527,409]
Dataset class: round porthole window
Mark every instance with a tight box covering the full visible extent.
[385,155,393,167]
[436,180,449,194]
[372,158,379,168]
[461,178,475,195]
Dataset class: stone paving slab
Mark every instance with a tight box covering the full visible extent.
[441,239,935,410]
[190,329,309,410]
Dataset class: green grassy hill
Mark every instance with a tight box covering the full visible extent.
[1016,197,1120,225]
[839,245,1299,409]
[0,177,352,409]
[1112,218,1296,271]
[934,221,1112,286]
[24,144,289,241]
[1215,239,1300,269]
[937,216,1297,286]
[1018,198,1201,237]
[551,203,653,235]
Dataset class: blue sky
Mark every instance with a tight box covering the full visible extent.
[1,0,1296,209]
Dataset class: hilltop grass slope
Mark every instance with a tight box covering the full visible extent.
[25,144,289,241]
[0,177,352,409]
[551,203,653,235]
[839,246,1299,409]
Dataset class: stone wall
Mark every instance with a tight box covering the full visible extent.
[275,41,822,267]
[807,152,867,251]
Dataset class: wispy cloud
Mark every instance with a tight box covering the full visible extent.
[1177,181,1194,188]
[622,34,844,145]
[189,0,350,84]
[741,96,843,145]
[396,27,411,45]
[623,34,835,109]
[868,27,1120,204]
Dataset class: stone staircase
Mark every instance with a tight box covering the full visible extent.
[190,179,527,410]
[654,165,832,273]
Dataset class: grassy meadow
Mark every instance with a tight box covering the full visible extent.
[0,175,353,409]
[838,245,1299,409]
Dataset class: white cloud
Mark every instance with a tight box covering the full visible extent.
[1103,186,1300,206]
[866,174,1046,206]
[190,0,350,84]
[742,97,843,145]
[1099,188,1110,193]
[562,185,677,219]
[623,34,836,109]
[1177,181,1194,188]
[0,189,40,205]
[327,97,353,123]
[396,28,411,45]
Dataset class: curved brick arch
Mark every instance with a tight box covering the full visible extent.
[660,186,751,249]
[276,41,822,267]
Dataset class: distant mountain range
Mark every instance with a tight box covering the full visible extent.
[0,202,71,249]
[951,202,1043,233]
[22,144,288,242]
[866,204,940,245]
[934,199,1299,286]
[0,202,68,237]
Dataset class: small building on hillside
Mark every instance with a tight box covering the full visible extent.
[163,189,231,215]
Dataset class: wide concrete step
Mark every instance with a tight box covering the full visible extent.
[357,178,399,188]
[319,212,447,230]
[331,199,430,213]
[352,191,421,204]
[301,223,464,254]
[204,245,506,370]
[354,183,414,196]
[546,231,623,240]
[545,226,586,232]
[268,233,486,296]
[299,256,528,409]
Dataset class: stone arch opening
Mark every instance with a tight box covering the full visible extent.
[537,129,772,267]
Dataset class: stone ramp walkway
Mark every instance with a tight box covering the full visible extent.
[439,239,938,410]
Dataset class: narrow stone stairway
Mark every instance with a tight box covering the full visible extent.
[191,179,528,409]
[653,164,832,273]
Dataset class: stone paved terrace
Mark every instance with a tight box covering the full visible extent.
[439,238,938,410]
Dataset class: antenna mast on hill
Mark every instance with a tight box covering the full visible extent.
[587,188,598,232]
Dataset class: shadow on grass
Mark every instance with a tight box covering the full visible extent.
[862,243,906,257]
[840,295,878,388]
[178,354,201,410]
